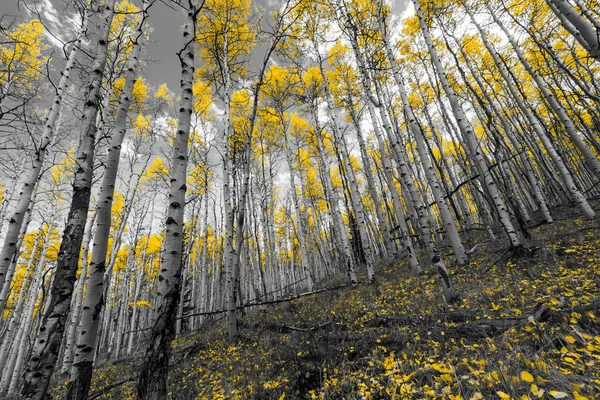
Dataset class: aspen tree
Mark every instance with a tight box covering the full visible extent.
[262,66,315,289]
[436,22,554,224]
[137,0,202,397]
[411,0,521,248]
[0,14,87,301]
[20,1,115,398]
[229,2,297,338]
[1,222,55,397]
[545,0,600,60]
[343,24,422,274]
[66,2,150,398]
[0,183,39,315]
[461,0,595,219]
[327,41,397,259]
[487,3,600,181]
[371,0,469,267]
[60,208,97,376]
[315,51,376,283]
[0,225,44,377]
[302,67,359,285]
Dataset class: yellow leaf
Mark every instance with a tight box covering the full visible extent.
[278,394,285,400]
[521,371,534,383]
[573,392,589,400]
[565,335,576,344]
[549,392,568,399]
[531,384,545,398]
[497,391,510,400]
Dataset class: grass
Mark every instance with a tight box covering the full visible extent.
[70,203,600,399]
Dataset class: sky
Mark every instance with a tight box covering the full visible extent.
[0,0,411,232]
[1,0,410,92]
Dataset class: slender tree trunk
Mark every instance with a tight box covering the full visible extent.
[127,238,148,355]
[0,15,87,293]
[443,24,553,223]
[66,3,149,397]
[348,33,422,274]
[136,2,198,397]
[0,183,39,316]
[1,224,51,396]
[315,51,376,282]
[367,101,421,274]
[310,102,359,286]
[412,0,521,248]
[283,117,314,290]
[0,220,47,379]
[0,160,24,238]
[463,1,595,219]
[61,208,97,376]
[546,0,600,60]
[20,3,114,399]
[489,3,600,180]
[374,11,468,267]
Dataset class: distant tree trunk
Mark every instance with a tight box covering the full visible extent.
[136,2,198,398]
[412,0,521,248]
[0,220,45,383]
[311,104,359,286]
[462,1,595,219]
[367,101,422,275]
[315,51,376,283]
[439,21,553,224]
[0,222,52,397]
[0,14,86,304]
[20,2,114,399]
[126,250,146,355]
[348,105,396,258]
[374,10,468,268]
[348,34,422,275]
[283,117,314,290]
[488,3,600,180]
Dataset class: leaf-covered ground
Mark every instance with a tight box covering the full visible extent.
[75,204,600,400]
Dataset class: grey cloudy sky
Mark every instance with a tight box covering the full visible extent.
[1,0,410,92]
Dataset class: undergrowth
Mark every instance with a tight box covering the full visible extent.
[66,205,600,399]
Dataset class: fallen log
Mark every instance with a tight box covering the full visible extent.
[183,284,348,319]
[366,299,600,339]
[366,310,473,328]
[87,377,135,400]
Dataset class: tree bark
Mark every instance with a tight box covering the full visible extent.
[463,1,595,219]
[66,3,149,398]
[136,2,198,398]
[0,14,87,305]
[412,0,521,248]
[20,2,114,399]
[546,0,600,60]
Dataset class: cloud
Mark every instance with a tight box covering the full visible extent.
[28,0,81,52]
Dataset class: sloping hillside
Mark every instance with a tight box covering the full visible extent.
[78,205,600,400]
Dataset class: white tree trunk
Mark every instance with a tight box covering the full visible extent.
[67,3,148,396]
[61,208,96,376]
[464,2,595,219]
[0,15,87,293]
[137,2,197,397]
[412,0,521,248]
[20,2,114,398]
[489,3,600,180]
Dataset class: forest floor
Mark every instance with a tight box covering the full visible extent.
[68,203,600,400]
